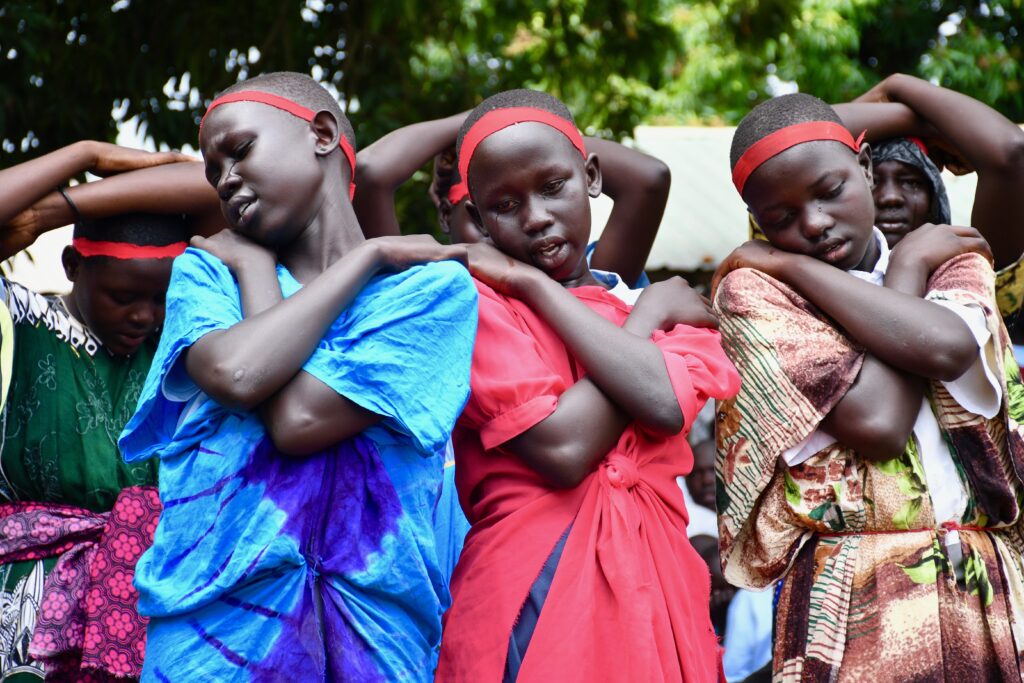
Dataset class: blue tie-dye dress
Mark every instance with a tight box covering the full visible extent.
[118,248,477,682]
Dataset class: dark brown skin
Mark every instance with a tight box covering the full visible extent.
[838,73,1024,269]
[0,140,190,356]
[686,439,716,510]
[353,112,670,285]
[61,251,174,357]
[0,141,193,259]
[716,140,987,461]
[190,99,466,457]
[464,122,713,488]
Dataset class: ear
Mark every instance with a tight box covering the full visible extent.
[311,110,341,157]
[857,143,874,187]
[584,153,602,198]
[62,246,82,282]
[464,200,488,237]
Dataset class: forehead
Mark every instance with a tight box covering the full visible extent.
[744,140,858,203]
[199,101,305,152]
[468,122,581,183]
[86,256,174,287]
[874,158,927,179]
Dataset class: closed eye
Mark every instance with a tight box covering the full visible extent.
[542,179,566,195]
[821,182,844,199]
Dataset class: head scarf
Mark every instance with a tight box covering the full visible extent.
[872,137,951,224]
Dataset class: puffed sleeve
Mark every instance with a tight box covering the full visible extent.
[302,260,478,456]
[119,248,242,463]
[648,323,741,438]
[458,283,569,451]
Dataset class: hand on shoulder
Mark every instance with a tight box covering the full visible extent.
[630,277,718,333]
[191,229,275,273]
[711,240,801,296]
[465,241,543,299]
[364,234,467,272]
[890,223,992,276]
[88,141,196,177]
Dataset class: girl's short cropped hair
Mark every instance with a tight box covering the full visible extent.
[730,93,843,170]
[73,212,189,247]
[455,89,575,161]
[219,72,357,153]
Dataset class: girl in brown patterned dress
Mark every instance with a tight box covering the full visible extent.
[714,93,1024,681]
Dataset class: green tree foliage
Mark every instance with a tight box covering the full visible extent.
[0,1,1020,235]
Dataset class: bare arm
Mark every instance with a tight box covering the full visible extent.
[352,112,469,238]
[871,74,1024,269]
[818,258,928,461]
[832,102,933,144]
[193,231,381,456]
[186,235,465,412]
[585,138,670,285]
[0,141,193,258]
[713,239,979,382]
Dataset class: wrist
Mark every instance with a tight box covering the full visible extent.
[884,253,927,295]
[514,267,551,303]
[623,305,660,337]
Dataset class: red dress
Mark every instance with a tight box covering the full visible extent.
[438,280,741,683]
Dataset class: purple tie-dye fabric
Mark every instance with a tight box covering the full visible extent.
[119,249,477,682]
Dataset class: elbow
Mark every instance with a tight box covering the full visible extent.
[640,158,671,200]
[988,132,1024,175]
[202,362,264,411]
[639,403,685,438]
[536,443,595,489]
[264,403,320,457]
[353,152,394,192]
[928,333,977,383]
[852,417,912,462]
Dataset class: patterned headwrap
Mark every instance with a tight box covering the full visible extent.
[872,137,951,224]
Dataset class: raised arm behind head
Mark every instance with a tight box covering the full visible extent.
[352,111,470,239]
[0,141,192,259]
[842,74,1024,268]
[583,138,670,286]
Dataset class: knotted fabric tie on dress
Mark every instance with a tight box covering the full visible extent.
[0,486,161,680]
[603,454,640,489]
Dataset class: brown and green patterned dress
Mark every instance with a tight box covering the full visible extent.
[715,253,1024,681]
[0,280,157,681]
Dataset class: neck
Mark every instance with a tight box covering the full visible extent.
[851,230,882,273]
[279,174,365,282]
[558,264,603,290]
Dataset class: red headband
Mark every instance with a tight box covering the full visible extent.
[201,90,357,200]
[449,107,587,205]
[732,121,865,195]
[72,238,187,260]
[906,136,929,156]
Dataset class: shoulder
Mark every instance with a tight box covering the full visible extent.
[715,267,800,317]
[930,252,996,293]
[367,260,474,300]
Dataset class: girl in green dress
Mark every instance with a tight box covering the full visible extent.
[0,141,189,682]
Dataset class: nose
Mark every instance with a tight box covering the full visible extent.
[799,203,834,240]
[127,303,156,329]
[521,197,554,234]
[217,165,241,200]
[873,176,903,207]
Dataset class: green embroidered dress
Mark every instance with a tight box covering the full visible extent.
[0,280,156,680]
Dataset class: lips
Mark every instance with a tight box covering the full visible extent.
[817,237,850,264]
[876,213,910,232]
[529,235,571,271]
[227,194,257,228]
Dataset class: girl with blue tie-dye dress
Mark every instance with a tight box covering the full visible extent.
[118,73,477,682]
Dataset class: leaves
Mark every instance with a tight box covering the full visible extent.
[1,0,1020,236]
